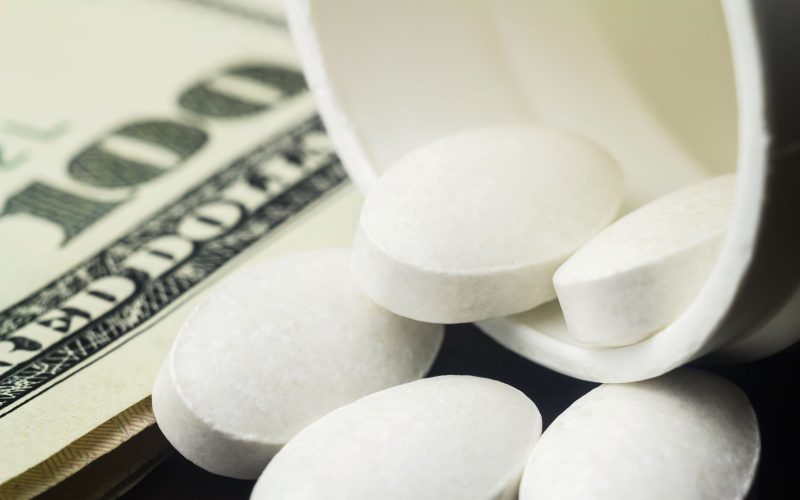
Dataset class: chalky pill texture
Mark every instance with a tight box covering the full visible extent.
[152,249,443,479]
[353,124,624,323]
[555,174,734,347]
[519,368,760,500]
[251,375,542,500]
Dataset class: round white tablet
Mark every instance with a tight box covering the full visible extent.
[519,368,760,500]
[352,124,624,323]
[251,375,542,500]
[152,249,443,479]
[554,174,734,347]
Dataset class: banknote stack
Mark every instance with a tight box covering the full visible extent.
[0,1,363,497]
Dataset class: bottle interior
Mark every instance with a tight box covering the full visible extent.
[308,0,738,348]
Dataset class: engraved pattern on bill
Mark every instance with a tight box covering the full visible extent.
[0,117,346,414]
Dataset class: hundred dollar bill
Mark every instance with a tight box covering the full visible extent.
[0,0,362,490]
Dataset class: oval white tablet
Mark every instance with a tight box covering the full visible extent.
[519,368,760,500]
[353,124,624,323]
[554,174,734,347]
[152,249,443,479]
[251,375,542,500]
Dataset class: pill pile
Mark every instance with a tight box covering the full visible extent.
[153,124,757,499]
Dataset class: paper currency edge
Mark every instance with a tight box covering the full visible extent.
[0,398,159,500]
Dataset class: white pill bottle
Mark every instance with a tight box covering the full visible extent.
[286,0,800,382]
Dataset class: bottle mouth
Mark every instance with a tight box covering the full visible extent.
[288,0,774,382]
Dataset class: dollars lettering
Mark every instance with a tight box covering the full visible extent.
[0,116,347,412]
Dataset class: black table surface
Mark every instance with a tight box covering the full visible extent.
[121,323,800,499]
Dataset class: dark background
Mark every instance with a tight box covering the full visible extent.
[120,323,800,499]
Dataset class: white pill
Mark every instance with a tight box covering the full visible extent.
[520,368,760,500]
[251,375,542,500]
[554,174,734,347]
[152,249,443,479]
[353,124,623,323]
